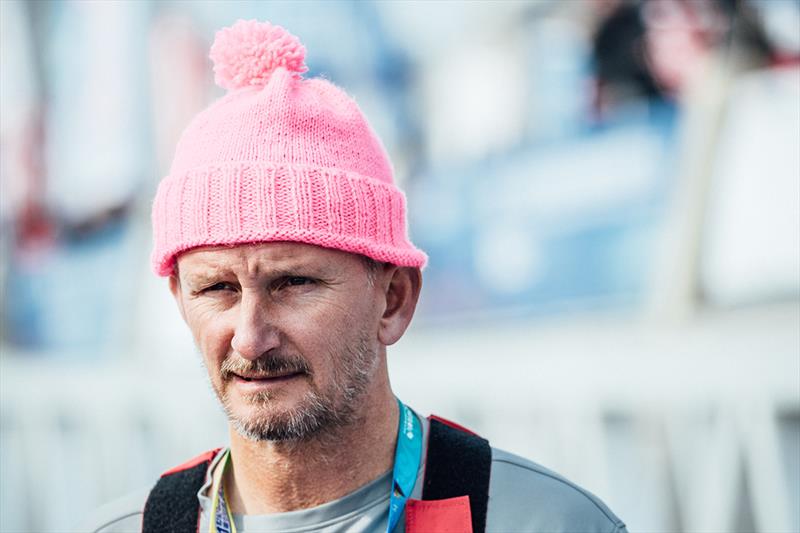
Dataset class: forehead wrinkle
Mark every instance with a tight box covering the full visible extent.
[181,265,228,287]
[181,242,356,284]
[179,246,254,282]
[245,257,339,281]
[242,245,348,278]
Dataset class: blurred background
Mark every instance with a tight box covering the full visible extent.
[1,0,798,531]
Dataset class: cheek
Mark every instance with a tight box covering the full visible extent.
[308,297,355,332]
[184,303,235,366]
[287,296,375,355]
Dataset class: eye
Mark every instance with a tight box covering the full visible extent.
[202,282,235,293]
[286,276,314,287]
[276,276,316,290]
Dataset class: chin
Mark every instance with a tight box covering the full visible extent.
[225,391,352,442]
[229,408,325,442]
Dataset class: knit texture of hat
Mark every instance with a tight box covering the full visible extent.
[151,19,427,276]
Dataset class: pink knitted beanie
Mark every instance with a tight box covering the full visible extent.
[151,19,427,276]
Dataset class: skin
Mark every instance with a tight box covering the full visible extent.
[169,241,422,513]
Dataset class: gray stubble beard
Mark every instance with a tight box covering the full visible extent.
[214,329,378,443]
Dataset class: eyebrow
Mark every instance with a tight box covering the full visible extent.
[180,263,336,288]
[181,269,228,288]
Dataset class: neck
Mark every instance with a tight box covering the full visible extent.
[223,383,399,514]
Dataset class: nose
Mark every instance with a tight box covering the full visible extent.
[230,293,280,360]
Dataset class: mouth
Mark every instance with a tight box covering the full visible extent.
[231,371,304,385]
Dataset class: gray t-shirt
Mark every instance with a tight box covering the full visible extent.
[78,415,626,533]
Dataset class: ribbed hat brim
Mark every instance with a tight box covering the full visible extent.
[151,162,427,276]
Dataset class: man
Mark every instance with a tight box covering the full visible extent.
[81,19,627,533]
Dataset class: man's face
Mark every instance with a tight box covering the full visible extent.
[170,242,384,442]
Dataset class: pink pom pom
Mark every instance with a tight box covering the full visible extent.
[209,19,307,90]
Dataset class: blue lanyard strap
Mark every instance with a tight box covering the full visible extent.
[387,399,423,533]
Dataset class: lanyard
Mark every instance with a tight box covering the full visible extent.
[209,398,423,533]
[209,449,236,533]
[386,399,423,533]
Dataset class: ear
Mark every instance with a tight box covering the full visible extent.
[377,266,422,346]
[168,273,187,322]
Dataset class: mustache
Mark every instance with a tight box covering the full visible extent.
[220,353,311,381]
